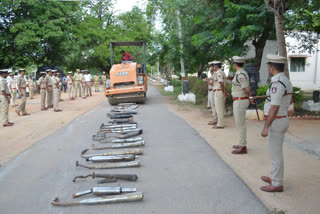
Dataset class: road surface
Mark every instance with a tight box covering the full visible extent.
[0,85,269,214]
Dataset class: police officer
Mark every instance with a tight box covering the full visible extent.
[38,72,48,111]
[80,70,87,99]
[16,68,29,116]
[231,56,251,154]
[27,74,35,99]
[73,69,82,98]
[212,61,227,129]
[204,62,218,125]
[101,71,107,90]
[84,70,92,96]
[93,73,100,92]
[46,69,53,108]
[51,70,62,112]
[0,69,14,127]
[66,72,75,100]
[8,72,17,108]
[260,54,292,193]
[57,73,63,101]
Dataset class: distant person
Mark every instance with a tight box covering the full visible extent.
[16,68,30,116]
[8,72,17,107]
[101,71,107,90]
[66,72,75,100]
[38,72,48,111]
[27,74,35,99]
[120,50,133,62]
[62,74,67,93]
[0,69,14,127]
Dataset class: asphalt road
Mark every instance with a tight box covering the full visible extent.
[0,85,269,214]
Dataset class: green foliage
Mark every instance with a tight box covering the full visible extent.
[171,79,181,87]
[256,85,270,109]
[187,77,207,105]
[292,87,304,110]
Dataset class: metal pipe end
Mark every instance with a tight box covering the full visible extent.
[75,161,79,167]
[81,149,89,156]
[72,194,77,198]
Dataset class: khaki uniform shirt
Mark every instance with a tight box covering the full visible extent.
[46,75,53,88]
[213,69,226,90]
[38,76,47,89]
[28,79,34,88]
[264,73,293,116]
[0,77,10,95]
[52,76,59,89]
[101,75,107,81]
[66,76,73,85]
[231,68,249,97]
[208,71,215,90]
[94,75,100,82]
[8,78,17,90]
[17,75,27,88]
[73,73,81,81]
[80,74,85,83]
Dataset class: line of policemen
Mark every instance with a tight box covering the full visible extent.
[0,68,108,125]
[205,54,293,193]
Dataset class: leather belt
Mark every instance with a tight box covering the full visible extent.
[264,115,287,120]
[20,87,26,89]
[48,86,52,87]
[67,83,72,85]
[233,97,248,101]
[213,89,222,92]
[12,88,16,89]
[208,89,213,91]
[41,88,46,89]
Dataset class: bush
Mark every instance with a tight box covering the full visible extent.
[187,77,208,105]
[171,79,182,87]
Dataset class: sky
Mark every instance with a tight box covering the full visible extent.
[113,0,147,15]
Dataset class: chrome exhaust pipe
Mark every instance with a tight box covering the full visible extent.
[86,154,135,162]
[76,160,141,169]
[73,187,137,198]
[92,141,144,150]
[52,192,143,206]
[81,148,143,158]
[99,137,143,143]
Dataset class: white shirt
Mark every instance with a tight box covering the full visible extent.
[84,74,92,82]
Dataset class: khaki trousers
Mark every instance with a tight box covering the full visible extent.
[207,91,211,108]
[1,95,9,124]
[208,91,217,122]
[82,83,87,98]
[40,89,46,109]
[58,86,62,100]
[214,90,226,127]
[46,88,53,107]
[74,81,81,97]
[102,81,106,90]
[17,89,27,114]
[85,82,92,96]
[233,99,249,146]
[67,84,74,98]
[11,89,17,106]
[94,82,99,92]
[268,118,289,187]
[29,87,34,98]
[53,88,60,110]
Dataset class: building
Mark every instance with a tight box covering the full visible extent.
[245,34,320,90]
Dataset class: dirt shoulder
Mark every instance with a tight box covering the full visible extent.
[159,88,320,214]
[0,89,106,166]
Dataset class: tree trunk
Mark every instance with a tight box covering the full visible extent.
[197,63,204,78]
[252,29,269,72]
[274,14,290,78]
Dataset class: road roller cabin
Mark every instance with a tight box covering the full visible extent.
[105,41,148,105]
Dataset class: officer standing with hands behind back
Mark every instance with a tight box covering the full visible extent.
[259,54,293,193]
[16,68,30,116]
[205,62,218,126]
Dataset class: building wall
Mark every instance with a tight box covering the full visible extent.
[287,37,320,90]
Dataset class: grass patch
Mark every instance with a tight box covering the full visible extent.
[271,208,287,214]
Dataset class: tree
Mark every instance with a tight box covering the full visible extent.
[0,0,79,69]
[264,0,289,77]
